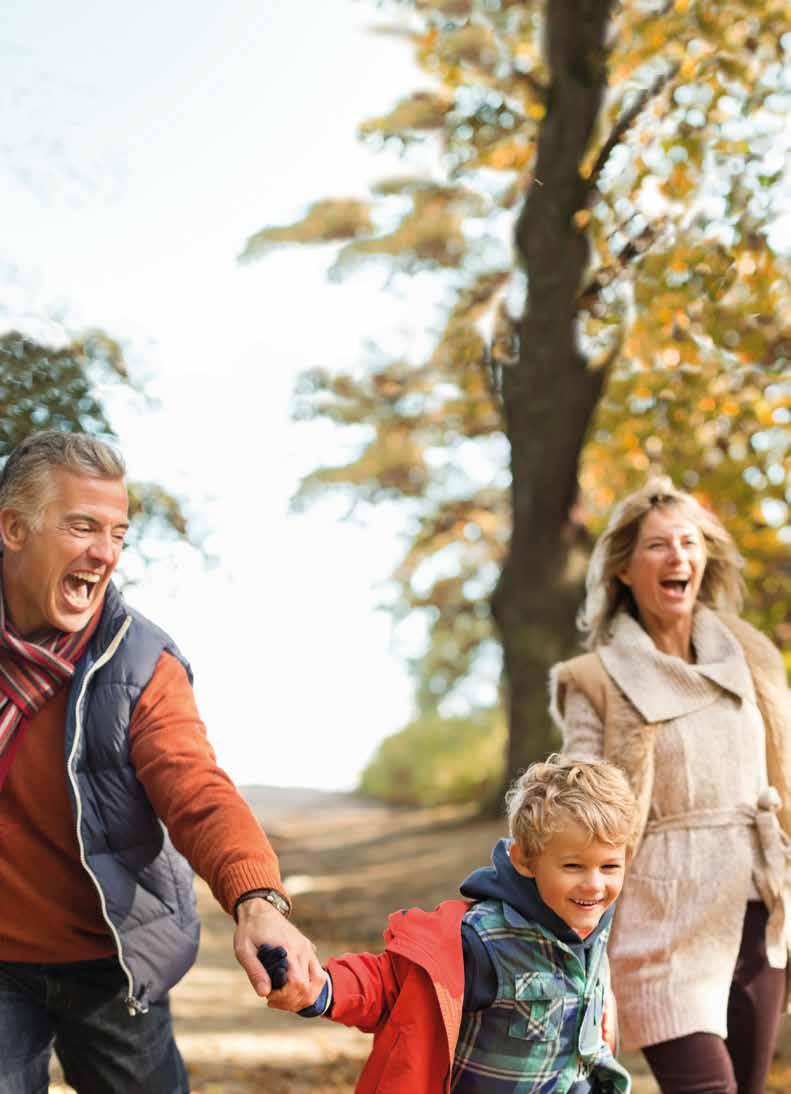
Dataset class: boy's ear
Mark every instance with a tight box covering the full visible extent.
[508,840,535,878]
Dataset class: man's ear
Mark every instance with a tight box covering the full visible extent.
[508,840,536,878]
[0,508,30,552]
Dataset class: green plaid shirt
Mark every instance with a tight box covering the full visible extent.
[451,900,630,1093]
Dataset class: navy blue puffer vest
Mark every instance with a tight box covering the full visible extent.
[63,583,200,1013]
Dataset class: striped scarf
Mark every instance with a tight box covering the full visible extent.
[0,576,93,788]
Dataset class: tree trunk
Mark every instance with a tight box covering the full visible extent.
[491,1,615,789]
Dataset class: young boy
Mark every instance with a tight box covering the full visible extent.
[263,754,636,1093]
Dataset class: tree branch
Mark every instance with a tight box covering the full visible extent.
[587,62,679,193]
[577,218,668,307]
[518,70,548,104]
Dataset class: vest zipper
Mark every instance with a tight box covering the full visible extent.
[66,615,145,1015]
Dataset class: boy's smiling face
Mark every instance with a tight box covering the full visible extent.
[509,820,627,939]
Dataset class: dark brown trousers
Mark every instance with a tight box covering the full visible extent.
[642,902,785,1094]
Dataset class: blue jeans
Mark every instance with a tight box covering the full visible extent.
[0,957,189,1094]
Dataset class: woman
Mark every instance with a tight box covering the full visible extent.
[549,476,790,1094]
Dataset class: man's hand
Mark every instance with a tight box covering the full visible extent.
[265,955,330,1015]
[257,943,331,1016]
[233,898,322,1009]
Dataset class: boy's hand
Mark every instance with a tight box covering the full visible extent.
[268,963,330,1014]
[257,944,289,991]
[257,942,331,1016]
[233,898,323,1008]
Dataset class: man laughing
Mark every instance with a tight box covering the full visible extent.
[0,431,320,1093]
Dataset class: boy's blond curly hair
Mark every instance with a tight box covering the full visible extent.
[506,753,637,859]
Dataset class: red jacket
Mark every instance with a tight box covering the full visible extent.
[326,900,469,1093]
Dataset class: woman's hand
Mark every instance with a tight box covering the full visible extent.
[602,985,619,1052]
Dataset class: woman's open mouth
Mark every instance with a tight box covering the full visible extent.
[660,578,689,599]
[62,571,102,610]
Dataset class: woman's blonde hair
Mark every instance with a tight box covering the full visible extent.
[578,476,745,649]
[507,753,637,858]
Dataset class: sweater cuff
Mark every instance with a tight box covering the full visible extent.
[217,860,287,916]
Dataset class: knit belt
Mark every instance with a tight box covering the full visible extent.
[645,787,790,967]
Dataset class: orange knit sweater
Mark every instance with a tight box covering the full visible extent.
[0,651,283,962]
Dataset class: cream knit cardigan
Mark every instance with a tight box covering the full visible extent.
[550,606,791,1050]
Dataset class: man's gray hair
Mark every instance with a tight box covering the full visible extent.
[0,430,126,527]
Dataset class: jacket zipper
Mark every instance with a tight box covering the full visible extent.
[65,615,146,1015]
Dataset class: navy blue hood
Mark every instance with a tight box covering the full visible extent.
[460,837,614,952]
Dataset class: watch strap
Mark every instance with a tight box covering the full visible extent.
[234,887,292,920]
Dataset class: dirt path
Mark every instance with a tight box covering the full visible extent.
[53,788,791,1092]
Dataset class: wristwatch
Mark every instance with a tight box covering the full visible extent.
[234,887,292,920]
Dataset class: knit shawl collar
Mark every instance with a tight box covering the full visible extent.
[599,604,756,723]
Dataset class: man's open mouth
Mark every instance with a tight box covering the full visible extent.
[571,898,601,908]
[63,571,102,609]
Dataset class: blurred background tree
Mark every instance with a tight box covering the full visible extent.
[244,0,790,804]
[0,330,193,565]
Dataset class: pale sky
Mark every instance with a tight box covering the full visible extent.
[1,0,431,788]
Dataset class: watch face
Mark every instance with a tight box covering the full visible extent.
[265,890,291,916]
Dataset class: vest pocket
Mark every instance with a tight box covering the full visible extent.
[509,972,564,1042]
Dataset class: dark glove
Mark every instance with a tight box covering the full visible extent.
[297,977,331,1018]
[257,943,289,991]
[257,942,331,1016]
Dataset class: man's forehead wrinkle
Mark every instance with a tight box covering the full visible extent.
[61,508,130,528]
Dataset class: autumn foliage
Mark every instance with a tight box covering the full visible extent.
[0,331,192,555]
[246,0,790,796]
